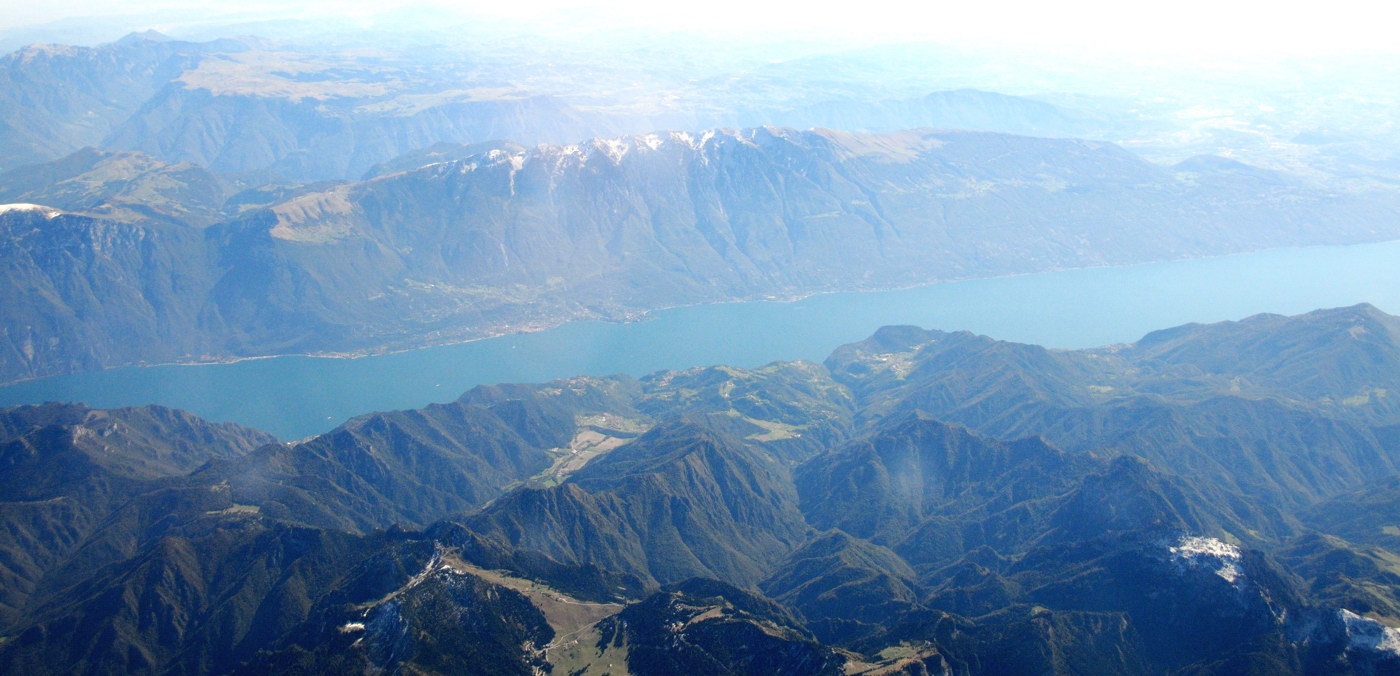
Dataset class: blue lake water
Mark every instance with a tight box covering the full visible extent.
[4,240,1400,440]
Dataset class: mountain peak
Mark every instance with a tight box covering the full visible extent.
[114,30,172,46]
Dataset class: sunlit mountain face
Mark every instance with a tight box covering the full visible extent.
[3,4,1400,673]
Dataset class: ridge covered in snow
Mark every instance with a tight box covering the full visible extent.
[1167,534,1244,584]
[432,127,805,179]
[1339,609,1400,657]
[0,203,63,219]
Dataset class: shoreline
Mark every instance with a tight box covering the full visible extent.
[5,237,1400,389]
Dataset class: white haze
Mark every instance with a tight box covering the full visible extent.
[2,0,1395,60]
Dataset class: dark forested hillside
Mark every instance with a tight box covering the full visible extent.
[5,305,1400,673]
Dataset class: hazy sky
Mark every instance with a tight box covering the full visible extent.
[3,0,1393,57]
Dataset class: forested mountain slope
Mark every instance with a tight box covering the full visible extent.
[5,306,1400,673]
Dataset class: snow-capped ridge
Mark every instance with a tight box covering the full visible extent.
[0,203,64,219]
[486,148,526,171]
[1339,609,1400,657]
[535,127,790,162]
[1167,534,1244,584]
[428,126,812,181]
[594,137,630,164]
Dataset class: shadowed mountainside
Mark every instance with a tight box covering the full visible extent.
[5,306,1400,672]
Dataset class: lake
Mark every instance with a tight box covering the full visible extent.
[4,240,1400,440]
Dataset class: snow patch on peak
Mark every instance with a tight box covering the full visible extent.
[739,128,760,146]
[1340,609,1400,656]
[486,148,526,170]
[552,144,585,166]
[640,133,664,151]
[594,137,630,164]
[402,548,445,592]
[670,131,696,148]
[0,203,63,219]
[1172,535,1241,559]
[536,143,587,172]
[1168,535,1244,584]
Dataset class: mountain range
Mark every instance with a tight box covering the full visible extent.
[4,304,1400,673]
[6,125,1400,384]
[8,31,1400,389]
[0,33,610,181]
[8,21,1400,676]
[0,33,1113,184]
